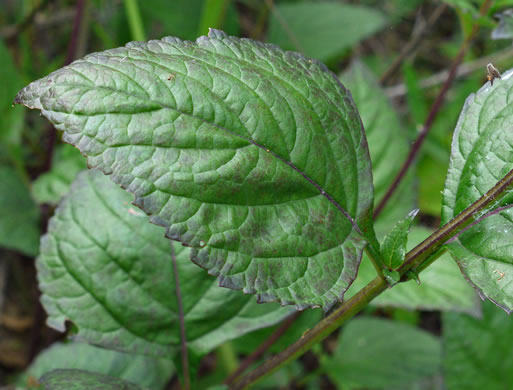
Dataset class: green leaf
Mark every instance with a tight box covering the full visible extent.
[441,68,513,313]
[382,209,419,269]
[18,342,173,390]
[342,62,415,235]
[17,29,376,310]
[141,0,239,41]
[39,369,142,390]
[347,227,479,313]
[38,170,292,358]
[443,301,513,390]
[0,165,40,255]
[268,2,386,62]
[0,40,24,147]
[323,317,441,389]
[32,144,87,205]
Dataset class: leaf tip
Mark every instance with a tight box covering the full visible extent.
[207,28,228,39]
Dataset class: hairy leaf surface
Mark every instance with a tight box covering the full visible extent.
[38,170,292,358]
[17,30,376,310]
[442,69,513,312]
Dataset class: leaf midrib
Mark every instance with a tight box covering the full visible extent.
[47,78,361,232]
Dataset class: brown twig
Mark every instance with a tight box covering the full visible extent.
[385,46,513,98]
[224,311,302,385]
[373,0,493,219]
[380,3,448,85]
[42,0,89,173]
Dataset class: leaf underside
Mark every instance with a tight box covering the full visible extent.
[442,68,513,313]
[17,29,376,310]
[38,170,292,358]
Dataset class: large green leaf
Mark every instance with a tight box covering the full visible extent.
[0,165,40,256]
[38,170,292,358]
[17,342,174,390]
[323,317,441,389]
[39,369,142,390]
[346,227,479,313]
[32,144,87,205]
[443,301,513,390]
[267,2,386,62]
[17,29,376,310]
[441,68,513,313]
[342,62,415,234]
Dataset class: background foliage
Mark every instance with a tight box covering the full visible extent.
[2,0,513,389]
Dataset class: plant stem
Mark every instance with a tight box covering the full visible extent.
[218,342,239,375]
[399,168,513,274]
[171,244,190,390]
[43,0,89,174]
[380,3,448,85]
[373,0,493,219]
[124,0,145,41]
[230,277,387,390]
[232,165,513,389]
[364,245,386,281]
[224,311,302,385]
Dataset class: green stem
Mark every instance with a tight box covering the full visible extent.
[218,342,239,375]
[123,0,145,41]
[398,168,513,276]
[231,277,388,389]
[231,167,513,389]
[364,245,386,282]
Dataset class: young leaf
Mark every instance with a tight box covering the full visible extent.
[441,68,513,313]
[39,369,142,390]
[381,209,419,269]
[17,30,376,310]
[38,170,292,358]
[0,165,40,256]
[443,301,513,390]
[322,317,442,389]
[267,2,386,62]
[346,227,479,314]
[17,342,174,390]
